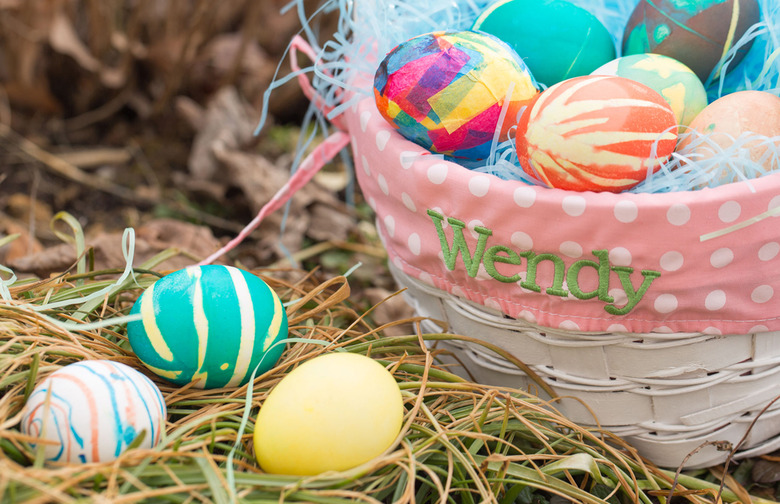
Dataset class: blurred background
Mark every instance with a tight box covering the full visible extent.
[0,0,410,328]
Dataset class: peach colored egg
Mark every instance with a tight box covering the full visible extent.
[680,90,780,186]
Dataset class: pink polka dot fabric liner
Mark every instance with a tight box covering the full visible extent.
[346,88,780,335]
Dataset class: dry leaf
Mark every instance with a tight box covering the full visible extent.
[0,214,44,264]
[363,287,415,337]
[188,86,257,180]
[752,458,780,484]
[307,202,354,243]
[48,11,100,72]
[6,242,76,278]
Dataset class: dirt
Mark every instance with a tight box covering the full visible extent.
[0,0,411,331]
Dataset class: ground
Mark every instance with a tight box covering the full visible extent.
[1,0,780,499]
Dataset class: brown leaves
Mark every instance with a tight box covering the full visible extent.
[0,0,359,278]
[0,0,327,122]
[3,217,223,277]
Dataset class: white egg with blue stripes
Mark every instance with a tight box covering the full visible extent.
[127,265,289,389]
[20,360,167,464]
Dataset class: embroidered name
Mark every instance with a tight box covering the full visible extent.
[427,209,661,316]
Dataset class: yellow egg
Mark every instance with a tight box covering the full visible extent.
[253,352,404,475]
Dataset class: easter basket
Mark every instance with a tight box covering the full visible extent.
[238,0,780,469]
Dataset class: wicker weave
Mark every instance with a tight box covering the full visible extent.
[390,260,780,469]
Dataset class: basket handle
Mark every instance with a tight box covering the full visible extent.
[199,37,351,265]
[289,35,348,132]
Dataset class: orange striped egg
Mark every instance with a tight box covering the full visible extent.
[516,75,678,192]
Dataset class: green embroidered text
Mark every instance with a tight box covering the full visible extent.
[428,209,660,316]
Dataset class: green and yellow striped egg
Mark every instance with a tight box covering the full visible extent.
[591,54,707,126]
[127,265,288,389]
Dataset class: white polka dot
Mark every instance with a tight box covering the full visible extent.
[518,310,537,324]
[655,294,678,313]
[476,264,492,281]
[360,110,371,132]
[468,175,491,197]
[660,251,684,271]
[667,204,691,226]
[392,256,404,271]
[384,215,396,237]
[752,285,774,303]
[759,242,780,261]
[609,247,632,266]
[607,324,628,333]
[451,286,466,298]
[361,155,371,176]
[430,207,447,227]
[769,196,780,215]
[377,174,389,195]
[485,298,502,311]
[408,233,421,255]
[559,320,580,331]
[562,195,587,216]
[703,327,722,335]
[375,130,391,151]
[560,241,583,258]
[511,232,533,250]
[705,290,727,311]
[427,163,448,184]
[614,200,638,223]
[418,272,433,285]
[718,201,741,223]
[400,151,417,169]
[652,326,674,333]
[609,288,628,306]
[368,197,377,210]
[513,186,536,208]
[750,325,770,333]
[401,192,417,212]
[468,220,486,240]
[710,248,734,268]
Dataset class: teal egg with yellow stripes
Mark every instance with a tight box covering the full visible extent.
[127,265,288,389]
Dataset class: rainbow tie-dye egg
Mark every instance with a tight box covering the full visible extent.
[127,265,288,389]
[374,30,538,162]
[21,360,166,464]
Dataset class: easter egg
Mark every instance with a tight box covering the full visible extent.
[472,0,616,87]
[679,90,780,186]
[592,54,708,125]
[253,352,404,475]
[622,0,761,82]
[127,265,288,389]
[374,30,538,161]
[20,360,166,464]
[516,75,679,192]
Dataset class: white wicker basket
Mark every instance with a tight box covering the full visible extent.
[389,260,780,469]
[276,0,780,470]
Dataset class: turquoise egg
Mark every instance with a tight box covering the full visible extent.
[127,265,288,389]
[591,54,708,125]
[472,0,616,87]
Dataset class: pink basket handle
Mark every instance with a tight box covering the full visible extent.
[290,35,347,132]
[200,37,351,265]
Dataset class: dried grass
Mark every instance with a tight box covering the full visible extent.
[0,238,769,503]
